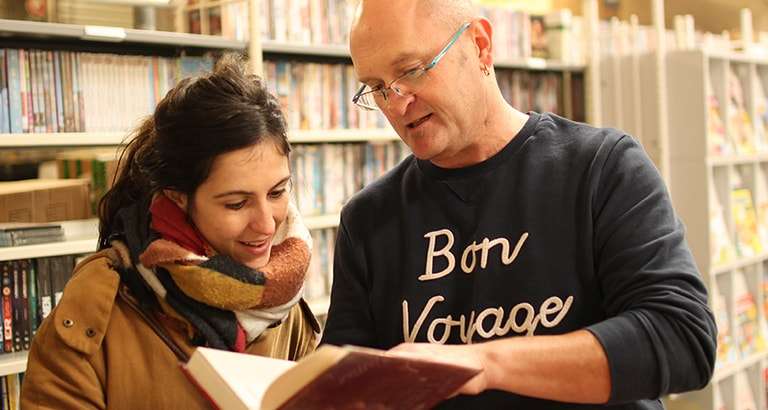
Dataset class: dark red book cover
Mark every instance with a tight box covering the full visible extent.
[277,349,479,410]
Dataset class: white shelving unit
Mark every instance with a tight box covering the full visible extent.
[665,48,768,410]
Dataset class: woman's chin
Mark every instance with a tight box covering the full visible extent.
[240,252,271,270]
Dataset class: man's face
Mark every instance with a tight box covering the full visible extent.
[351,10,483,168]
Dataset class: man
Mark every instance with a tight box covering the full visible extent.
[321,0,717,408]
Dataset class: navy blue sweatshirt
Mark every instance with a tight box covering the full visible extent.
[321,112,716,409]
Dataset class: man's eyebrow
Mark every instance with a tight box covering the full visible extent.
[358,52,422,84]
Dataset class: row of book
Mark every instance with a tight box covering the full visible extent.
[1,48,583,136]
[708,162,768,267]
[710,184,767,267]
[303,227,336,305]
[263,60,576,132]
[0,256,76,354]
[0,223,63,248]
[497,70,565,118]
[712,268,764,369]
[187,1,587,65]
[0,373,22,410]
[0,49,214,134]
[712,371,761,410]
[263,61,387,131]
[291,142,410,217]
[707,64,768,157]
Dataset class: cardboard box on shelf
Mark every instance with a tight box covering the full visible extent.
[0,179,91,223]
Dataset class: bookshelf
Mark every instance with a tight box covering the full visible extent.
[664,48,768,410]
[0,0,601,384]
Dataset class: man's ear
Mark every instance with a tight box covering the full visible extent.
[473,18,494,68]
[163,189,189,212]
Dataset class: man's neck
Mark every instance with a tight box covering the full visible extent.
[431,100,529,169]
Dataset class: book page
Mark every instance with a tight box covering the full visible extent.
[193,347,297,409]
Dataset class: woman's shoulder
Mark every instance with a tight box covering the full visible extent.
[41,249,123,356]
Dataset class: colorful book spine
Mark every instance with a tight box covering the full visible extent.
[6,49,23,133]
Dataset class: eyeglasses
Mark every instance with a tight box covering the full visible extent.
[352,22,472,111]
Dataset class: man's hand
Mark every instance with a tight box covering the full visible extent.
[387,342,488,396]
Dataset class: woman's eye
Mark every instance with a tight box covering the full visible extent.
[269,189,286,199]
[225,200,247,210]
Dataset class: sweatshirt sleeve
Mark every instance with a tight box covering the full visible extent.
[585,135,717,403]
[320,215,377,348]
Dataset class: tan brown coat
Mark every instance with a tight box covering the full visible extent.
[21,249,319,409]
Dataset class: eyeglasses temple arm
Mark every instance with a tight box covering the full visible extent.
[426,21,472,70]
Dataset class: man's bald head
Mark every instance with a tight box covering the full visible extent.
[351,0,477,48]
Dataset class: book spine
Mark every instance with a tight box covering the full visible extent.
[2,261,13,353]
[12,260,22,352]
[27,258,38,340]
[35,257,52,320]
[0,49,9,134]
[6,49,23,134]
[20,260,30,350]
[53,51,65,132]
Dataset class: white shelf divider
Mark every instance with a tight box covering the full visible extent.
[0,219,99,262]
[0,129,400,147]
[0,352,28,377]
[0,238,98,262]
[289,129,399,144]
[0,132,128,148]
[303,214,340,230]
[307,296,330,317]
[0,18,245,49]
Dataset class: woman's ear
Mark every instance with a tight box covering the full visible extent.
[163,189,189,212]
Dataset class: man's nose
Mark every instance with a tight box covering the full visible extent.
[387,92,416,117]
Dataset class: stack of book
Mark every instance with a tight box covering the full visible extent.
[0,223,63,247]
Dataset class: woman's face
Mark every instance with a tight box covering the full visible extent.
[170,140,291,269]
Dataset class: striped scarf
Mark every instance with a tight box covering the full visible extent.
[133,194,312,352]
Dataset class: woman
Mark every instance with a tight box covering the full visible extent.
[21,54,319,409]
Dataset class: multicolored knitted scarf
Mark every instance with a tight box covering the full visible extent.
[130,194,312,352]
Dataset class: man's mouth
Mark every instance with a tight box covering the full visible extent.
[407,113,433,129]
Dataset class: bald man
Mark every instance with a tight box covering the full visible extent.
[321,1,716,408]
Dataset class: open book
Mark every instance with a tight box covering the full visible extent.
[183,344,481,410]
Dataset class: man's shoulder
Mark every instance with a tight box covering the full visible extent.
[534,112,628,148]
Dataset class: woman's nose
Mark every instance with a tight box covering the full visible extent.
[248,204,276,235]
